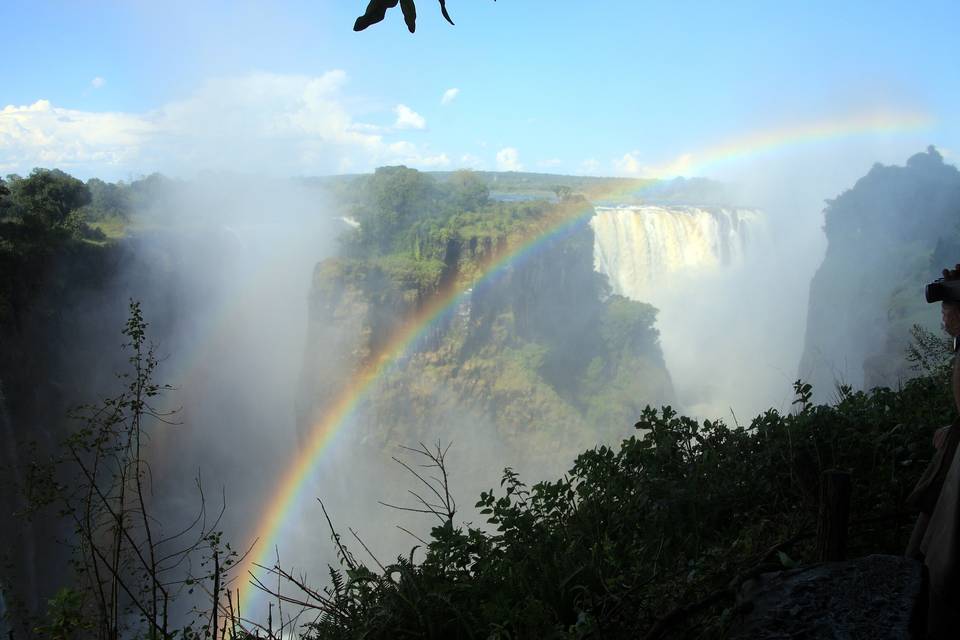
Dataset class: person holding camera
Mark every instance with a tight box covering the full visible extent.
[906,264,960,637]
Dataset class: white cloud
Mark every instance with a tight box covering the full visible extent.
[0,72,451,177]
[0,99,155,174]
[537,158,561,168]
[579,158,601,174]
[459,153,484,169]
[385,141,450,167]
[394,104,426,130]
[613,150,694,178]
[440,88,460,106]
[495,147,522,171]
[348,122,388,134]
[91,77,106,89]
[655,153,694,177]
[614,151,643,176]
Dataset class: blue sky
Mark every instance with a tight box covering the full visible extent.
[2,0,957,184]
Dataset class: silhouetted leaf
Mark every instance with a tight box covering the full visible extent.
[400,0,417,32]
[353,0,399,32]
[438,0,455,25]
[354,0,493,32]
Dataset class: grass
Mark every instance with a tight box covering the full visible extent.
[89,215,131,240]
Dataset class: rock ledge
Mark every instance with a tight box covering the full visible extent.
[732,554,926,639]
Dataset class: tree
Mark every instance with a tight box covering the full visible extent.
[84,178,131,221]
[8,168,91,229]
[0,177,11,219]
[552,185,573,201]
[448,169,490,211]
[353,166,436,251]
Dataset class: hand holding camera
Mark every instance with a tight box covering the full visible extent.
[927,264,960,343]
[925,264,960,305]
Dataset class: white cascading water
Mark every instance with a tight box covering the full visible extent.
[590,204,790,421]
[591,206,758,300]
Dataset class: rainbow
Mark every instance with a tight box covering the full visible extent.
[234,108,933,611]
[642,110,934,178]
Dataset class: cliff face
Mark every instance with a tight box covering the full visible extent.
[298,208,675,472]
[799,147,960,397]
[0,239,138,618]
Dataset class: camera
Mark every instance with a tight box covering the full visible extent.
[925,278,960,304]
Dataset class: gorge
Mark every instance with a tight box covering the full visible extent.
[2,152,958,632]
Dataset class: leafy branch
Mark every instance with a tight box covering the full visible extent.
[354,0,495,33]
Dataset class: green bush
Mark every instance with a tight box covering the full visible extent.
[303,365,953,640]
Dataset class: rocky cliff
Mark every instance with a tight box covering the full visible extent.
[298,202,675,473]
[799,147,960,398]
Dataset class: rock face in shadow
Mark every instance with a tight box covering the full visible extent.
[798,147,960,399]
[732,555,926,639]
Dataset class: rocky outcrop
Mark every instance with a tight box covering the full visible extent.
[799,147,960,399]
[732,555,926,639]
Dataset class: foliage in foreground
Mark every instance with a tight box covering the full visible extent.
[15,318,955,640]
[302,356,954,639]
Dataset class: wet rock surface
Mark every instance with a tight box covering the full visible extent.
[732,554,926,639]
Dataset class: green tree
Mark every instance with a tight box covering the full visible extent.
[9,169,91,229]
[0,177,11,217]
[82,178,131,221]
[448,169,490,211]
[599,295,659,356]
[552,185,573,201]
[354,166,436,252]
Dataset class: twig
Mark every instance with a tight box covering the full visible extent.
[317,498,357,570]
[349,527,387,572]
[396,524,428,545]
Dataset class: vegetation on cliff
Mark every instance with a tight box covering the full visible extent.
[299,166,674,465]
[0,169,113,328]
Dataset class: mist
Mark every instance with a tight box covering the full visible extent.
[105,149,930,601]
[75,176,349,619]
[98,174,549,621]
[633,141,942,421]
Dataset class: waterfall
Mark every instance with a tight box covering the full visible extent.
[590,204,782,421]
[590,206,759,299]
